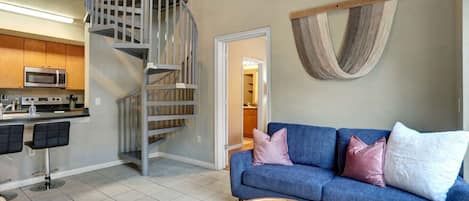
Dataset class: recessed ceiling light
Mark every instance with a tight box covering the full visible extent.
[0,2,74,24]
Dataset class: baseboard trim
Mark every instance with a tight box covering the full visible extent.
[0,152,215,192]
[0,160,126,192]
[227,144,243,150]
[152,152,216,170]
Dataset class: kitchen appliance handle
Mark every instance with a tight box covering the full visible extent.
[56,70,60,87]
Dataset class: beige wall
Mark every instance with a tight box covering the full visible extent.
[160,0,461,166]
[0,11,84,45]
[227,37,266,146]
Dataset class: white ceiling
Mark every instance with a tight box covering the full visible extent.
[0,0,86,20]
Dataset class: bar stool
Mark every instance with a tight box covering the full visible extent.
[0,125,24,201]
[25,121,70,191]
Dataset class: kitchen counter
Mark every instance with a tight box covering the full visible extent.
[0,109,90,123]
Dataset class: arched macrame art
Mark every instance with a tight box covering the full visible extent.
[290,0,398,80]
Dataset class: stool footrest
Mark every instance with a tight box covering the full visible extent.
[29,180,65,192]
[32,168,59,177]
[32,171,44,177]
[0,179,11,185]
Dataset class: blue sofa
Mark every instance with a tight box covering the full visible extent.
[230,122,469,201]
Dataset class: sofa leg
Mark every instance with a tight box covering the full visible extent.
[238,199,243,201]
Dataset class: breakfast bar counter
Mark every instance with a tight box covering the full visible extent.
[0,109,90,123]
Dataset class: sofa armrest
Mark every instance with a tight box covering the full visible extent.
[230,150,254,193]
[447,177,469,201]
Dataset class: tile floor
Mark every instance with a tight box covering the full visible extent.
[3,158,236,201]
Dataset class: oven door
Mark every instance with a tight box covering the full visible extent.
[24,67,66,88]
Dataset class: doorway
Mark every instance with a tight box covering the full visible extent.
[214,27,271,170]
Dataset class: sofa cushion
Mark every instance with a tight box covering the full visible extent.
[447,177,469,201]
[253,128,293,166]
[338,128,465,177]
[337,128,391,174]
[384,122,469,201]
[268,122,336,169]
[342,135,387,187]
[323,176,428,201]
[242,164,335,200]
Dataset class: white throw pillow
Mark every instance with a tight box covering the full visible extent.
[384,122,469,201]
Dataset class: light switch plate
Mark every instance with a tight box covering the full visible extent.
[95,97,101,106]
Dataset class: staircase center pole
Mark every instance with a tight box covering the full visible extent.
[141,61,149,176]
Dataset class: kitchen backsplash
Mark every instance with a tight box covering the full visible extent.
[0,88,85,105]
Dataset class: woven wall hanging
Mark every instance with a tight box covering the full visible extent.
[290,0,398,80]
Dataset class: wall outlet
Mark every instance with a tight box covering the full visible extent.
[28,147,35,157]
[95,97,101,106]
[196,135,201,143]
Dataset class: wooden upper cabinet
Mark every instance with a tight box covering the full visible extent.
[243,108,258,138]
[24,39,46,67]
[4,36,84,89]
[46,42,66,69]
[0,35,24,89]
[24,40,67,69]
[66,45,85,90]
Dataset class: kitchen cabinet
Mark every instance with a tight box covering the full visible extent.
[243,108,258,138]
[2,35,84,90]
[46,42,66,69]
[66,45,85,90]
[24,39,46,67]
[0,35,24,88]
[24,40,67,69]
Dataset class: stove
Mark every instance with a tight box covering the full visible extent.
[21,96,84,112]
[22,96,65,105]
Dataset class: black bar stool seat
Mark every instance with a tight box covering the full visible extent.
[0,125,24,201]
[24,121,70,191]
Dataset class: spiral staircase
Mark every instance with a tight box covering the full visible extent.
[85,0,198,176]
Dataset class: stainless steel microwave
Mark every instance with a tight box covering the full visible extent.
[24,67,66,88]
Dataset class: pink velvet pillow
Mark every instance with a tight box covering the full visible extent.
[253,128,293,166]
[342,135,387,187]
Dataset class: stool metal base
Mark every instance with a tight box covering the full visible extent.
[29,180,65,192]
[29,148,65,192]
[0,192,17,201]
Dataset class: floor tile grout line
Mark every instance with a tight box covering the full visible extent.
[10,159,232,201]
[20,187,34,201]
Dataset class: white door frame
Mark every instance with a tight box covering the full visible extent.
[214,27,272,170]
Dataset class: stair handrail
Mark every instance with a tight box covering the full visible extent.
[84,0,92,23]
[116,71,175,103]
[180,1,198,33]
[179,0,198,85]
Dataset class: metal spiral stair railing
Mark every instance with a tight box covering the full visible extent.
[85,0,198,176]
